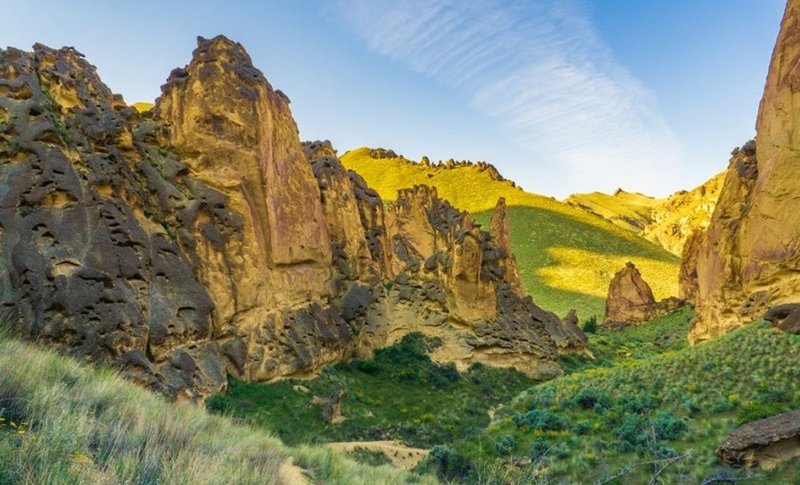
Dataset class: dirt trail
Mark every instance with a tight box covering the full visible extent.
[278,458,312,485]
[325,440,429,470]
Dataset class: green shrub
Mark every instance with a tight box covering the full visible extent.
[618,395,659,414]
[530,436,568,460]
[421,445,474,481]
[652,411,688,441]
[581,316,598,334]
[710,398,736,414]
[572,388,612,410]
[513,409,568,431]
[494,434,517,455]
[572,421,593,435]
[682,398,701,416]
[612,414,650,452]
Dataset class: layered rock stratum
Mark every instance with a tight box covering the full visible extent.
[688,0,800,343]
[0,36,584,399]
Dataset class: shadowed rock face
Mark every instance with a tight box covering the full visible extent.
[690,0,800,343]
[717,409,800,469]
[490,197,524,296]
[604,262,682,327]
[0,36,586,398]
[678,229,703,302]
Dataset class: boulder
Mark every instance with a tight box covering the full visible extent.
[764,303,800,334]
[717,409,800,469]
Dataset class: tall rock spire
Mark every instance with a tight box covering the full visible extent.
[690,0,800,342]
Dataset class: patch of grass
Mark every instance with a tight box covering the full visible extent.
[345,447,393,467]
[0,335,431,484]
[455,311,800,484]
[341,147,679,317]
[207,333,535,449]
[131,102,154,113]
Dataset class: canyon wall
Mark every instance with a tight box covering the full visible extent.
[0,36,585,399]
[689,0,800,342]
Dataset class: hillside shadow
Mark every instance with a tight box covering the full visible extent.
[473,205,680,318]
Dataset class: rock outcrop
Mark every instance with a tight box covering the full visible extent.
[604,262,682,327]
[490,197,524,296]
[717,409,800,469]
[764,303,800,334]
[0,36,586,399]
[689,0,800,342]
[678,229,703,302]
[642,172,724,256]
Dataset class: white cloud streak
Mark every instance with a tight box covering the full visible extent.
[330,0,684,196]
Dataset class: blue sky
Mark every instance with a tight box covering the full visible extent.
[2,0,785,198]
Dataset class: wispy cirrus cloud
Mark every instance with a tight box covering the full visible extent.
[330,0,683,196]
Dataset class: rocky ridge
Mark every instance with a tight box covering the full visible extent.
[0,36,584,399]
[566,173,724,257]
[687,0,800,343]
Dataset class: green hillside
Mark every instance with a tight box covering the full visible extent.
[204,307,800,483]
[0,334,433,485]
[341,147,679,318]
[452,310,800,483]
[564,190,663,233]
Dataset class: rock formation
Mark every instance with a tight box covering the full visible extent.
[490,197,524,295]
[642,172,724,256]
[678,229,703,302]
[717,408,800,469]
[764,303,800,334]
[551,310,590,354]
[604,262,682,327]
[689,0,800,342]
[0,36,586,399]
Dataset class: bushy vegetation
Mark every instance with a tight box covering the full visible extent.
[455,311,800,484]
[559,305,693,373]
[0,334,432,484]
[208,333,535,449]
[341,147,679,317]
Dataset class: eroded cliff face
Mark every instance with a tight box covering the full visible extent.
[0,36,586,398]
[642,173,724,256]
[690,0,800,343]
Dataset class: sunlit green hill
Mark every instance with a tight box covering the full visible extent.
[565,190,663,233]
[341,147,679,318]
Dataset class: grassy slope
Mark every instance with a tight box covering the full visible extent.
[456,309,800,483]
[208,334,535,450]
[564,190,662,233]
[131,102,154,113]
[0,335,433,485]
[341,147,679,318]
